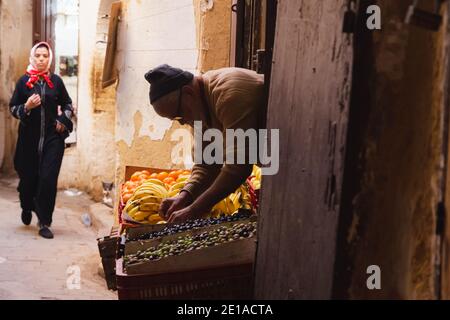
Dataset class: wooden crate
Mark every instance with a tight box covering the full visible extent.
[123,216,257,255]
[117,220,257,299]
[125,235,256,276]
[97,227,120,291]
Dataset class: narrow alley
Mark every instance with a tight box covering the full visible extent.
[2,0,450,303]
[0,175,116,300]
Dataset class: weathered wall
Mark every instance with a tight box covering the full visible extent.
[339,1,446,299]
[114,0,198,187]
[194,0,232,72]
[58,0,116,201]
[0,0,33,173]
[114,0,232,215]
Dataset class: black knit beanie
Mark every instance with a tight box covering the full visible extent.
[144,64,194,104]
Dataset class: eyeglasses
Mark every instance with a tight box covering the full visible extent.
[173,88,183,122]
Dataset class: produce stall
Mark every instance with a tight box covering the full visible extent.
[98,165,262,299]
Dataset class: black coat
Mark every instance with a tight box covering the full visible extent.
[9,74,74,174]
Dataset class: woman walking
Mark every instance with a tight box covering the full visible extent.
[9,42,74,239]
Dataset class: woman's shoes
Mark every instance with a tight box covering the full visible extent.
[37,222,54,239]
[21,210,32,226]
[23,216,54,239]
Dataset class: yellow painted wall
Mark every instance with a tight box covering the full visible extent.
[0,0,33,174]
[194,0,232,73]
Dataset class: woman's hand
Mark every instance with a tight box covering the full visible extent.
[56,121,66,133]
[25,94,41,110]
[55,106,66,133]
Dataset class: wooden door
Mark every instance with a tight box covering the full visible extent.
[234,0,267,72]
[441,3,450,298]
[254,0,354,299]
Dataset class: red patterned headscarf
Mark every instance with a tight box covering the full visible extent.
[26,42,54,89]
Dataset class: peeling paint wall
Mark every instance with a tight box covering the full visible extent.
[113,0,199,222]
[342,1,446,299]
[114,0,231,211]
[0,0,33,174]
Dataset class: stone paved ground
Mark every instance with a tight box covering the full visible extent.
[0,175,117,300]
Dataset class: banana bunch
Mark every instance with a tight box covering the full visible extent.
[166,173,191,198]
[210,185,252,217]
[123,179,168,224]
[167,181,188,198]
[176,174,190,183]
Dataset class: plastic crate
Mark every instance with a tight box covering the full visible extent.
[116,259,254,300]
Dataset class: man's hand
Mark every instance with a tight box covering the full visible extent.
[167,204,208,224]
[25,94,41,110]
[159,191,193,221]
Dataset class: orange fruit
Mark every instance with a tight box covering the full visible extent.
[157,172,169,181]
[122,193,133,203]
[163,177,175,185]
[130,175,141,182]
[168,171,179,180]
[182,170,191,175]
[131,171,142,178]
[150,173,158,179]
[141,170,150,176]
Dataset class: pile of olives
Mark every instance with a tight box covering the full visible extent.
[126,209,253,242]
[124,221,257,268]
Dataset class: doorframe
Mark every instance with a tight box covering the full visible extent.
[331,0,375,299]
[439,0,450,300]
